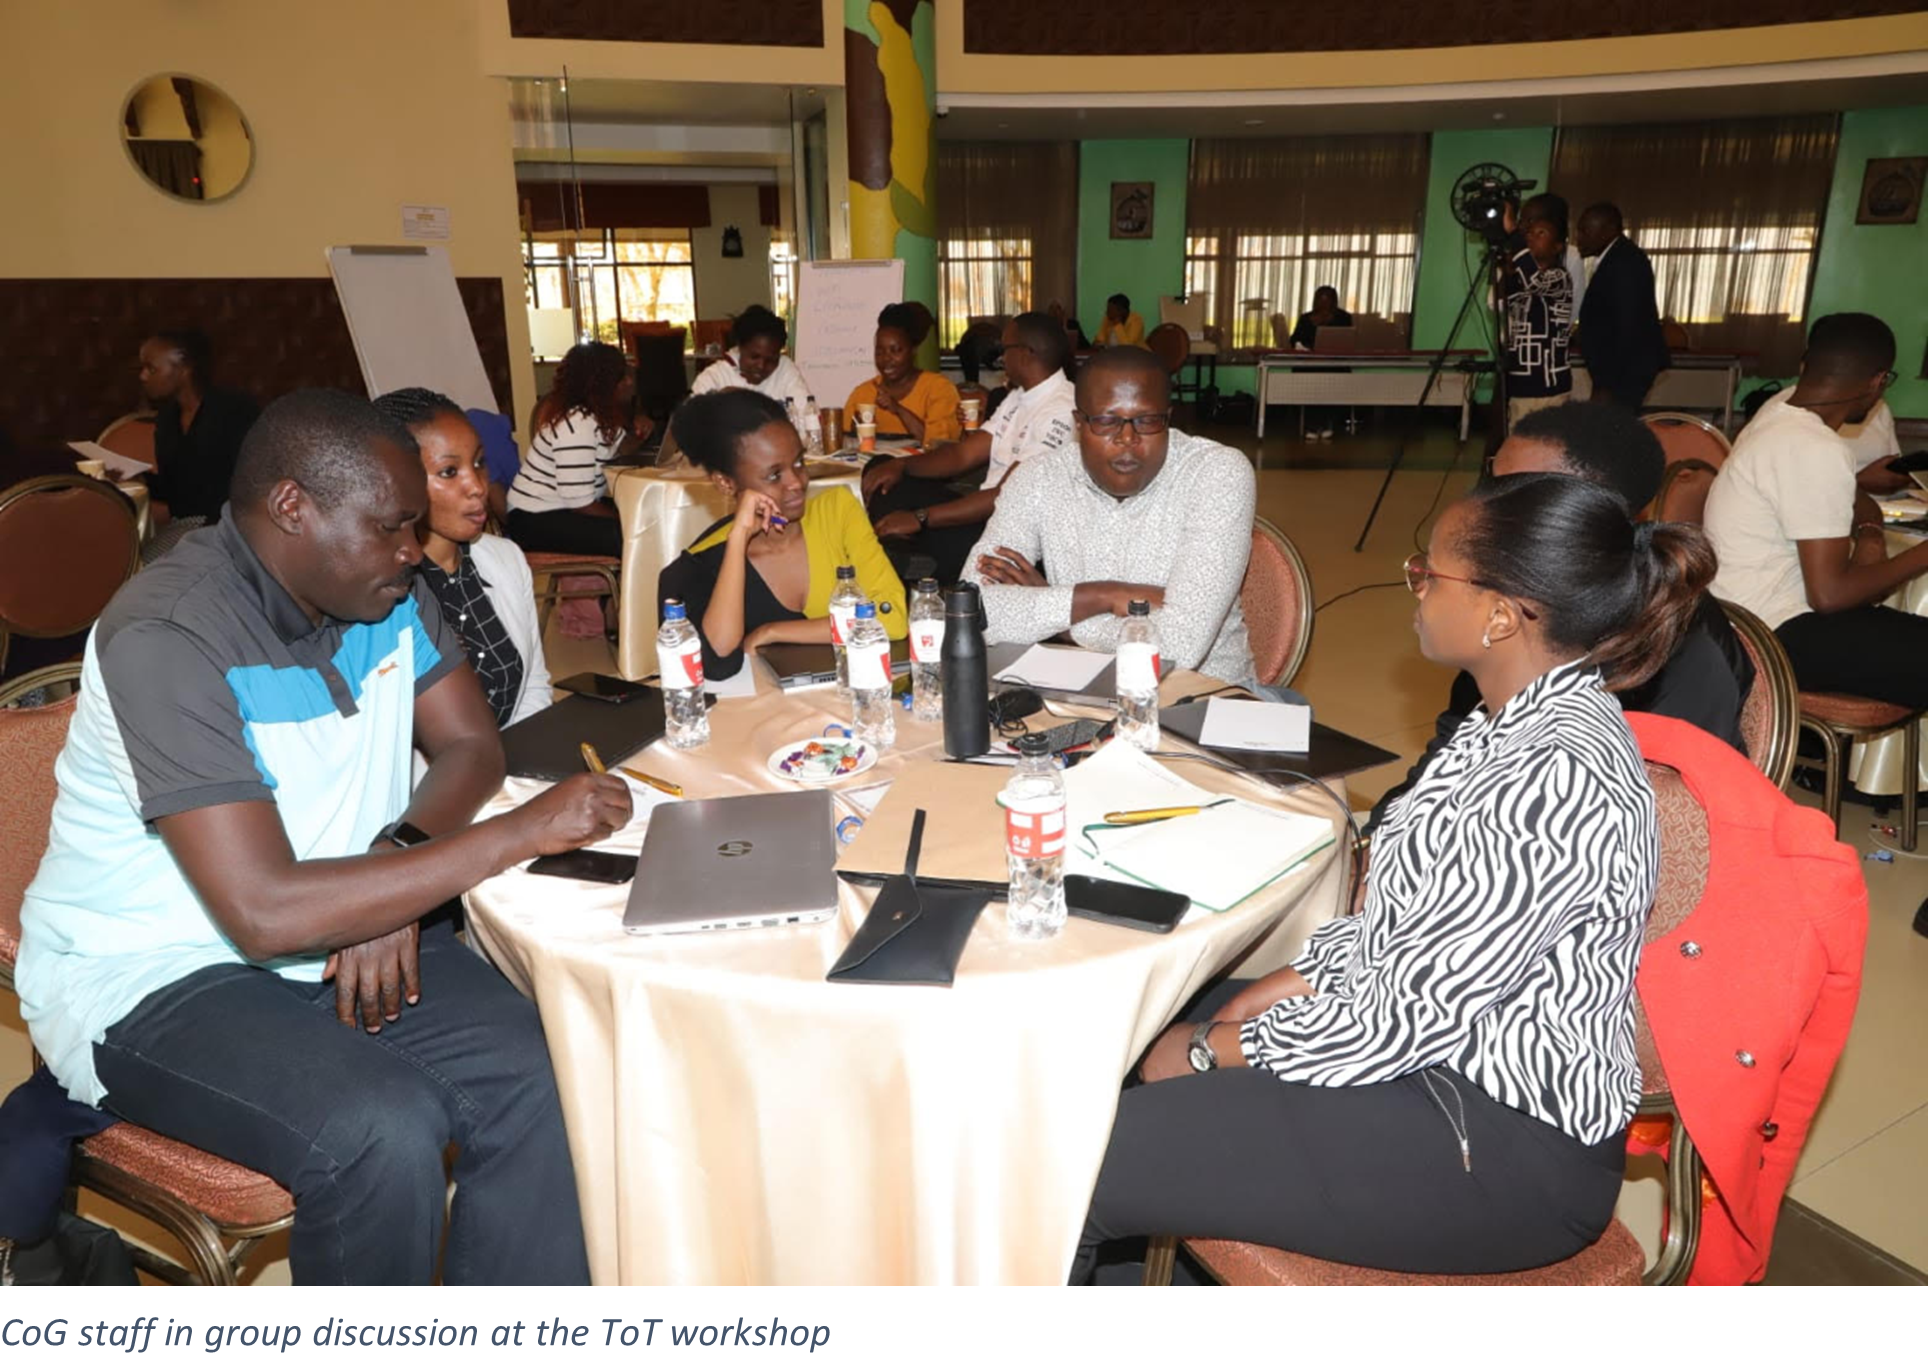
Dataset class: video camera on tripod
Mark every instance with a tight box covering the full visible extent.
[1451,163,1538,246]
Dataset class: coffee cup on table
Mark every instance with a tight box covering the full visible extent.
[959,397,982,431]
[856,402,876,426]
[76,459,107,480]
[856,423,877,454]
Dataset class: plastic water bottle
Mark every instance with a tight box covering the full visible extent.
[801,394,823,455]
[828,564,864,699]
[657,599,710,750]
[1116,599,1161,752]
[847,602,896,750]
[1002,732,1067,939]
[908,577,944,722]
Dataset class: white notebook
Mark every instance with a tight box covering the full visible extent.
[1091,799,1336,913]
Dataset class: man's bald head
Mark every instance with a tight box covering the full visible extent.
[1074,346,1171,411]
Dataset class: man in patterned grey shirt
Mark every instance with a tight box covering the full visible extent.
[966,348,1256,688]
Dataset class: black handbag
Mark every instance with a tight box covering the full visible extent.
[828,809,989,986]
[2,1213,138,1286]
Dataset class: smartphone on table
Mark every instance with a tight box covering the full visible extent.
[554,672,651,704]
[526,849,638,884]
[1064,875,1190,934]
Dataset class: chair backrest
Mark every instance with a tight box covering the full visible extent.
[692,318,733,353]
[628,327,691,421]
[0,475,142,642]
[1633,759,1711,1098]
[1661,318,1691,352]
[1643,411,1731,469]
[1159,296,1206,338]
[1241,517,1315,689]
[1269,313,1291,349]
[1717,599,1799,792]
[0,664,83,972]
[97,412,158,469]
[1146,323,1190,377]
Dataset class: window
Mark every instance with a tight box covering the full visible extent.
[769,238,798,329]
[1184,230,1420,350]
[521,228,696,344]
[938,236,1033,349]
[1636,223,1819,326]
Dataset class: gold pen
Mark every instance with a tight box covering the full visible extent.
[1103,804,1215,825]
[580,742,607,774]
[619,765,685,798]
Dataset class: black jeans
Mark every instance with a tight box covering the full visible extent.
[1777,606,1928,709]
[1072,980,1627,1282]
[93,921,590,1285]
[506,506,622,559]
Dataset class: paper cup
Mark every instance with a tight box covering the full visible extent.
[960,397,982,431]
[856,403,876,426]
[857,423,877,454]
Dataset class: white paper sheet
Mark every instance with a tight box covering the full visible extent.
[68,441,149,480]
[994,644,1110,692]
[1060,742,1215,878]
[705,664,762,699]
[1095,801,1335,912]
[1198,697,1312,752]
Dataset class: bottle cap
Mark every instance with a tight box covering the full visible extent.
[1015,733,1051,757]
[916,578,939,594]
[855,602,876,619]
[945,582,981,615]
[1127,599,1151,616]
[662,599,687,621]
[836,564,856,579]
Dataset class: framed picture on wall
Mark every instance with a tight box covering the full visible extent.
[1110,182,1154,240]
[1855,157,1925,226]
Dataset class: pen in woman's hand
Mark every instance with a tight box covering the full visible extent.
[580,742,607,774]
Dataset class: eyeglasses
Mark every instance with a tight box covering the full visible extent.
[1076,411,1172,438]
[1403,554,1538,619]
[1881,369,1899,390]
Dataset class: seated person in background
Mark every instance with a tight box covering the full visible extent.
[1048,301,1092,352]
[863,311,1076,583]
[137,327,259,556]
[685,304,816,410]
[1500,198,1575,429]
[1289,285,1354,350]
[505,341,648,558]
[1075,473,1709,1282]
[845,303,963,446]
[1367,400,1753,832]
[374,388,553,729]
[16,390,630,1284]
[967,347,1256,689]
[660,390,906,680]
[1752,384,1908,496]
[1706,312,1928,706]
[1094,294,1147,349]
[1573,203,1666,410]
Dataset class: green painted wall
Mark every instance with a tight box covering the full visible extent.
[1801,105,1928,418]
[1076,140,1191,332]
[1410,128,1553,353]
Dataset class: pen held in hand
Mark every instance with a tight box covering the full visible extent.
[619,765,684,798]
[579,742,607,774]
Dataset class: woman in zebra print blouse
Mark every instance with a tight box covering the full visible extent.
[1074,473,1716,1280]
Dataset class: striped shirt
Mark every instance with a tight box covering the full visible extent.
[1243,661,1655,1145]
[506,409,621,514]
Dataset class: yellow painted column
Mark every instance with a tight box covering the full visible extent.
[844,0,938,362]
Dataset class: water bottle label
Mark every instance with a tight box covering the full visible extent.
[829,605,857,645]
[661,642,705,690]
[1117,641,1160,693]
[910,620,945,664]
[849,641,892,690]
[1005,799,1066,860]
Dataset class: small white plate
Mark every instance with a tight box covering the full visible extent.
[767,735,876,785]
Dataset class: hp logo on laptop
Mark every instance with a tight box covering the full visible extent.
[717,840,754,858]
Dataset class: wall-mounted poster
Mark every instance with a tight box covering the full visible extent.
[1110,182,1154,239]
[1856,157,1925,226]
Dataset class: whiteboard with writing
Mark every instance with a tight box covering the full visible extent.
[794,258,904,412]
[326,245,498,415]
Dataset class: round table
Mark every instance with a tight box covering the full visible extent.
[463,668,1344,1284]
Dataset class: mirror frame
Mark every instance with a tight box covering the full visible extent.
[119,72,255,205]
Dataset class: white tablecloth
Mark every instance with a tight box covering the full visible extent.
[463,669,1344,1284]
[1847,530,1928,794]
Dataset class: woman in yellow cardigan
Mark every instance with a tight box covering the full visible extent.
[845,302,962,445]
[659,389,907,681]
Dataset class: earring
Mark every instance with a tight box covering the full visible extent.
[1481,630,1492,649]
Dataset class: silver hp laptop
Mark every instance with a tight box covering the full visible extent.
[623,790,839,934]
[987,642,1126,709]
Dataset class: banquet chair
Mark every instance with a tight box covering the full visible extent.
[1797,693,1922,851]
[1144,761,1710,1288]
[0,474,142,677]
[1241,517,1314,689]
[0,664,296,1285]
[1644,412,1731,525]
[1718,601,1799,791]
[525,552,623,637]
[624,324,690,426]
[97,411,158,470]
[691,318,733,354]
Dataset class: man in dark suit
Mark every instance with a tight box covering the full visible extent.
[1575,203,1669,410]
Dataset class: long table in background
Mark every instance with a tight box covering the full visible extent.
[463,666,1347,1284]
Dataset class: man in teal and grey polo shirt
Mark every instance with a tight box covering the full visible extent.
[17,390,631,1285]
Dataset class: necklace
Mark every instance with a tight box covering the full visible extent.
[1421,1069,1472,1173]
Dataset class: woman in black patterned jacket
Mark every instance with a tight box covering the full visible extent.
[1074,473,1715,1281]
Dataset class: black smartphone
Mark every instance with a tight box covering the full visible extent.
[1064,875,1190,934]
[1887,450,1928,474]
[526,849,638,884]
[555,672,651,704]
[1030,717,1112,753]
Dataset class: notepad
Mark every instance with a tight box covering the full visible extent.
[1061,742,1216,878]
[67,441,149,480]
[993,644,1110,692]
[1197,697,1312,753]
[1093,800,1336,913]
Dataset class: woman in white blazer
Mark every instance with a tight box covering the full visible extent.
[374,388,553,729]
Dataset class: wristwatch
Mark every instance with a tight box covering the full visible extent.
[376,819,434,850]
[914,506,930,529]
[1188,1020,1223,1073]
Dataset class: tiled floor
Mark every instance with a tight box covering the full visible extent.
[5,418,1925,1282]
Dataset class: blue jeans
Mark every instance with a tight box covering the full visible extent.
[93,921,589,1285]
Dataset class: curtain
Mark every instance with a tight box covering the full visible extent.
[127,140,202,200]
[1186,135,1429,349]
[1551,115,1839,375]
[518,181,713,232]
[935,142,1079,346]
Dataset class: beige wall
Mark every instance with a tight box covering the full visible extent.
[6,0,536,426]
[692,185,775,318]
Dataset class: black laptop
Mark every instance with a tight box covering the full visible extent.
[1161,701,1398,784]
[499,690,667,781]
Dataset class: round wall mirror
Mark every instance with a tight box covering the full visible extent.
[120,74,253,203]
